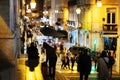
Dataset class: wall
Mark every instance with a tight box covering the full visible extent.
[86,0,120,73]
[0,0,17,80]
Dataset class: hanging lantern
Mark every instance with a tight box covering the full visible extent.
[96,0,102,7]
[76,7,81,14]
[30,0,36,9]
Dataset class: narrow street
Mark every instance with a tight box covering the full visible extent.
[17,54,97,80]
[17,54,120,80]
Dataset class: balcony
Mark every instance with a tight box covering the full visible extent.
[102,24,117,35]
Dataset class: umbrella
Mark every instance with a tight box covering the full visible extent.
[56,30,68,38]
[40,26,56,36]
[40,27,67,38]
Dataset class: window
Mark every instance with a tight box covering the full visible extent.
[107,8,116,24]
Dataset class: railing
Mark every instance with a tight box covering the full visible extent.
[103,24,117,34]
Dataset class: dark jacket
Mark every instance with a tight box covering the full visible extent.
[78,51,92,74]
[27,43,39,59]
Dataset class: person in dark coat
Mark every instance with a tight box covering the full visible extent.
[43,42,57,80]
[60,42,64,54]
[78,49,92,80]
[27,42,39,59]
[26,42,39,71]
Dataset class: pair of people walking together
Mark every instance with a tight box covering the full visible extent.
[97,50,115,80]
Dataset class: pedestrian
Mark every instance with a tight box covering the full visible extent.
[108,51,115,79]
[64,55,70,69]
[78,49,92,80]
[27,42,39,59]
[97,50,109,80]
[71,53,75,71]
[43,42,57,80]
[61,53,65,69]
[40,46,50,80]
[93,52,99,70]
[27,30,33,43]
[60,42,64,54]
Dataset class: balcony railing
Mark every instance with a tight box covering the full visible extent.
[103,24,117,35]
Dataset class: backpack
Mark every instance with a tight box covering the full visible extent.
[103,57,115,69]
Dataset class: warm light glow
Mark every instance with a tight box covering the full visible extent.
[55,10,58,13]
[97,1,102,7]
[30,0,36,9]
[43,10,48,15]
[76,7,81,14]
[26,9,32,13]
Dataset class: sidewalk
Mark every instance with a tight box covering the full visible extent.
[17,54,68,80]
[17,54,120,80]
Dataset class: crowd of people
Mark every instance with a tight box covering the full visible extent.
[25,39,116,80]
[20,20,115,80]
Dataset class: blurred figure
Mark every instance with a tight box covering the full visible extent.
[26,42,39,72]
[41,45,50,80]
[70,53,75,71]
[43,42,57,80]
[78,49,92,80]
[27,30,33,43]
[97,50,109,80]
[64,54,70,70]
[27,42,39,59]
[93,52,99,70]
[61,53,65,69]
[108,51,115,79]
[60,42,64,54]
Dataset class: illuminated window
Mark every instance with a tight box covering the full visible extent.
[107,8,116,24]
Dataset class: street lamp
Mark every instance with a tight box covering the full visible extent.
[96,0,102,7]
[30,0,36,9]
[76,7,81,46]
[76,7,81,14]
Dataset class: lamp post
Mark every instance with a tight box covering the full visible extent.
[76,7,81,46]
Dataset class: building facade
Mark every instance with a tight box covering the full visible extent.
[68,0,120,74]
[0,0,20,80]
[45,0,120,74]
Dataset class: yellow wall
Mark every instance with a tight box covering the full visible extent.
[83,1,119,73]
[83,3,119,31]
[63,8,68,25]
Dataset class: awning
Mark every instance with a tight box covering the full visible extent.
[101,34,118,37]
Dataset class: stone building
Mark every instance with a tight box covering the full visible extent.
[0,0,20,80]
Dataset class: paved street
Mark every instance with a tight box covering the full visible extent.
[17,54,120,80]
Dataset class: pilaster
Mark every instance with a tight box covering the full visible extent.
[116,0,120,74]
